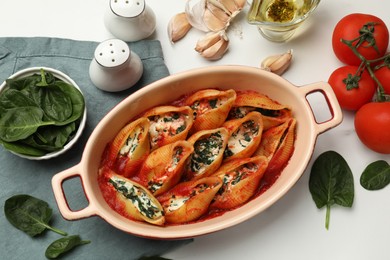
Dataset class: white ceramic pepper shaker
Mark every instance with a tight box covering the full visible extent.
[104,0,156,42]
[89,39,143,92]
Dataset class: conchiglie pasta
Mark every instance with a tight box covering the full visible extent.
[157,176,222,224]
[185,127,229,180]
[228,91,292,130]
[106,117,150,177]
[254,118,296,164]
[143,105,194,150]
[99,88,297,227]
[101,168,165,226]
[223,111,263,162]
[211,156,268,210]
[137,140,194,196]
[185,89,236,133]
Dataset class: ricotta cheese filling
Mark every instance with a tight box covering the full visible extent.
[119,125,144,157]
[218,163,259,195]
[165,183,212,212]
[191,97,228,119]
[149,112,187,147]
[225,120,259,158]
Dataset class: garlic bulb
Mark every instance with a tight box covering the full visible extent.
[168,0,245,60]
[185,0,246,32]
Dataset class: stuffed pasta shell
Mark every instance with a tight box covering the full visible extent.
[223,111,263,162]
[254,118,296,173]
[106,117,151,177]
[100,168,165,226]
[185,89,236,132]
[157,176,222,224]
[143,106,194,150]
[184,127,229,180]
[228,91,292,130]
[210,156,268,210]
[137,140,194,196]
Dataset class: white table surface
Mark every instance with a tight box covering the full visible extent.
[1,1,389,259]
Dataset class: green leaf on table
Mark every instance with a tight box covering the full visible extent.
[45,235,90,259]
[309,150,354,230]
[4,194,67,237]
[360,160,390,190]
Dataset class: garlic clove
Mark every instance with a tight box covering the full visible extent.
[195,31,229,60]
[195,31,223,52]
[233,0,247,10]
[213,0,237,14]
[185,0,210,32]
[261,49,293,75]
[203,7,228,32]
[206,0,231,23]
[168,12,193,43]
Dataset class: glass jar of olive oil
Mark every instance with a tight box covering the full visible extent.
[247,0,321,42]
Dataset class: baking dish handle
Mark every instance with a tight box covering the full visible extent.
[51,164,97,220]
[298,81,343,134]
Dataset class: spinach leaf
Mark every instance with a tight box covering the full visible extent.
[0,88,37,109]
[0,139,47,156]
[0,106,54,142]
[309,151,354,230]
[55,81,85,125]
[22,122,76,152]
[45,235,90,259]
[0,68,85,156]
[360,160,390,190]
[5,74,41,91]
[4,194,67,237]
[29,84,73,123]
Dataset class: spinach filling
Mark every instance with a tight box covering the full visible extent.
[190,132,223,173]
[109,178,163,219]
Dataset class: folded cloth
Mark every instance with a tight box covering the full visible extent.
[0,37,192,260]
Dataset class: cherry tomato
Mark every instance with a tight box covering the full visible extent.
[328,66,376,111]
[354,102,390,154]
[374,66,390,95]
[332,13,389,66]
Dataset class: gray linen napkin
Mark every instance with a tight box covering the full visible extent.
[0,37,192,260]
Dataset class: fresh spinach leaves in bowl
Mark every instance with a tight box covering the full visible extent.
[0,67,86,159]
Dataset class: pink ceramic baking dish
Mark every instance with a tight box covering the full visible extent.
[52,65,342,239]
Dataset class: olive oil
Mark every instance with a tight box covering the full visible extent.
[248,0,312,24]
[247,0,319,42]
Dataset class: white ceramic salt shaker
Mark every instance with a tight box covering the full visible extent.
[89,39,143,92]
[104,0,156,42]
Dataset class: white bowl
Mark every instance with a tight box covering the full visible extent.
[0,67,87,160]
[52,66,341,239]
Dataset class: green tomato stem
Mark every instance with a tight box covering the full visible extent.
[341,37,387,102]
[325,204,331,230]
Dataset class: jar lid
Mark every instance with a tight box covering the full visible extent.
[110,0,145,18]
[94,39,130,68]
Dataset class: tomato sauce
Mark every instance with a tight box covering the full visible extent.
[98,88,295,226]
